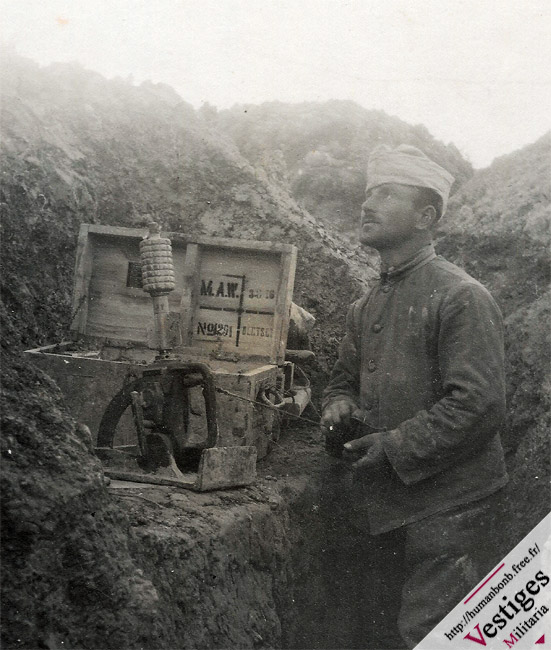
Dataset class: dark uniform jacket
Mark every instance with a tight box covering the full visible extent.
[323,244,508,534]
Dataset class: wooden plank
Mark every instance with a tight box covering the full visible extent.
[85,224,296,254]
[86,224,148,238]
[85,234,153,344]
[103,471,198,489]
[271,247,297,364]
[195,446,257,491]
[23,350,138,445]
[179,243,200,346]
[188,246,285,359]
[71,224,93,335]
[83,234,185,346]
[181,236,296,254]
[25,341,73,354]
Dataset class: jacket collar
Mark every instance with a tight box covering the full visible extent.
[379,244,436,283]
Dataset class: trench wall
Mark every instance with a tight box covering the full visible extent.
[105,426,409,650]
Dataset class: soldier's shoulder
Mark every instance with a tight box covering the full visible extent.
[429,256,486,289]
[428,256,499,306]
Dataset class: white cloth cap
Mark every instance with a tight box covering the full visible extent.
[366,145,455,215]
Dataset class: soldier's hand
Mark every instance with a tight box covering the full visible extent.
[342,431,387,469]
[320,399,357,432]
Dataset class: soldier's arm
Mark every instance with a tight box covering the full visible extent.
[320,301,362,429]
[381,282,506,485]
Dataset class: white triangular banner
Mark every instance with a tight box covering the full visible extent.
[415,513,551,649]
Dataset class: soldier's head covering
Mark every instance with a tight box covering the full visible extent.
[366,144,455,215]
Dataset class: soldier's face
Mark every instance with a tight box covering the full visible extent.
[359,183,420,250]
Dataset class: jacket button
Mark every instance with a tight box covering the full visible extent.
[367,360,377,372]
[382,285,391,293]
[372,323,382,333]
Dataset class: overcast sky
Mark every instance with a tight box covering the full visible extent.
[2,0,550,168]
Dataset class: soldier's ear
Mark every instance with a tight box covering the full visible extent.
[415,205,436,231]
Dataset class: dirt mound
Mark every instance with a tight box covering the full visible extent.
[1,350,167,649]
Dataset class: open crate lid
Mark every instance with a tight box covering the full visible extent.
[71,224,297,365]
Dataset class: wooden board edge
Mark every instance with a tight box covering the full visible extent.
[71,224,92,335]
[271,247,297,365]
[84,224,298,254]
[179,243,200,347]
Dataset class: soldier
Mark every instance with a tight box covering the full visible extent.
[321,145,508,648]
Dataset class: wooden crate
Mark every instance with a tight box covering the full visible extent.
[26,224,297,457]
[71,224,296,364]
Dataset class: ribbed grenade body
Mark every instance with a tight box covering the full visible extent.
[139,228,175,296]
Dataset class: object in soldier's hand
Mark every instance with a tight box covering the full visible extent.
[325,422,359,458]
[324,419,379,459]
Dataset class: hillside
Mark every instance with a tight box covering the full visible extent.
[442,132,551,240]
[439,133,550,444]
[436,135,550,538]
[217,100,473,235]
